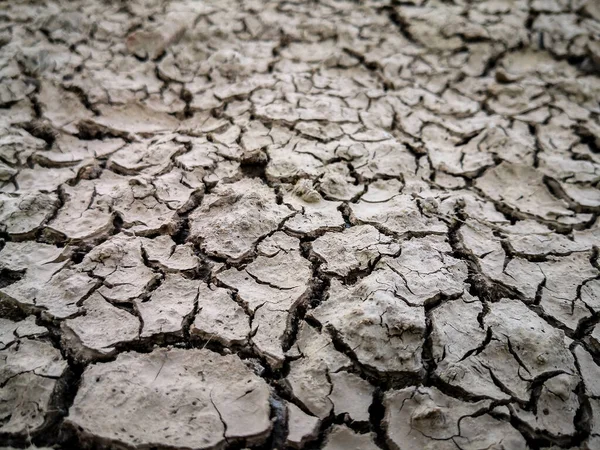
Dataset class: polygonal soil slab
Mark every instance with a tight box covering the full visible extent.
[188,178,292,260]
[0,323,67,438]
[66,348,271,449]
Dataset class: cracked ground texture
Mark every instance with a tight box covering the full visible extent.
[1,0,600,449]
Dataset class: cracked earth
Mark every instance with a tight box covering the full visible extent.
[1,0,600,449]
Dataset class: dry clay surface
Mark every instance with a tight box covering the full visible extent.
[1,0,600,449]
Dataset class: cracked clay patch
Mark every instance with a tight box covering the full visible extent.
[1,0,600,448]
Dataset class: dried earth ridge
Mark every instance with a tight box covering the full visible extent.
[1,0,600,449]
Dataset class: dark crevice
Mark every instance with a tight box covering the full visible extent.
[19,120,57,149]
